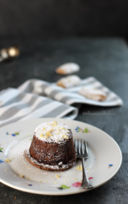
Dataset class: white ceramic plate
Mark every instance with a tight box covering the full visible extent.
[0,118,122,195]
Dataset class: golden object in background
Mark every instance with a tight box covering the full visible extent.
[0,46,20,62]
[8,47,20,57]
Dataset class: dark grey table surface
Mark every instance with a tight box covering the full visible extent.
[0,38,128,204]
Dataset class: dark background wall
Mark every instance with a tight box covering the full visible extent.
[0,0,128,39]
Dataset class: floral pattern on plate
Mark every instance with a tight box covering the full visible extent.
[75,126,89,133]
[6,131,20,137]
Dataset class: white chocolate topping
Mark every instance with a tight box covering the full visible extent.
[34,121,71,143]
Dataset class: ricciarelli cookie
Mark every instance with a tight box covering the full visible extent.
[79,87,107,101]
[56,63,80,75]
[56,75,81,88]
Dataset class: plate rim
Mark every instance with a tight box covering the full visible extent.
[0,118,123,196]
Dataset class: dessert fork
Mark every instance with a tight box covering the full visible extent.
[74,139,93,189]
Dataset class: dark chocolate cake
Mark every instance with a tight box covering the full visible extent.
[25,121,76,171]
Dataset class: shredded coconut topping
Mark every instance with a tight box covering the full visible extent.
[34,121,71,143]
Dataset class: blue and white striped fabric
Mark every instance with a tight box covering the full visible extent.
[0,77,123,127]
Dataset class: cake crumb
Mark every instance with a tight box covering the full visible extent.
[46,130,52,137]
[40,133,44,138]
[19,174,25,178]
[51,121,58,127]
[42,127,46,131]
[55,174,61,179]
[5,158,11,163]
[62,135,68,139]
[76,165,82,171]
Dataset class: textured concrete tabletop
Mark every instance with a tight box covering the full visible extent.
[0,38,128,204]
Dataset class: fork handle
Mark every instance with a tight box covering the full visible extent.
[81,157,92,189]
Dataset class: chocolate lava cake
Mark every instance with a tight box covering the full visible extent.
[25,121,76,171]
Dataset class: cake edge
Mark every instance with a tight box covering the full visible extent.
[24,150,76,171]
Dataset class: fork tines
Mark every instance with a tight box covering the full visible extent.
[74,139,88,158]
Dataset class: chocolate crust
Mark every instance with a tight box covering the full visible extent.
[29,135,76,166]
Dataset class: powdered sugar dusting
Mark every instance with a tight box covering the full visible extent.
[34,121,71,143]
[25,150,75,171]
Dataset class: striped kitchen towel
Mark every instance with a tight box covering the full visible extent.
[0,77,123,127]
[0,88,78,127]
[19,77,123,107]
